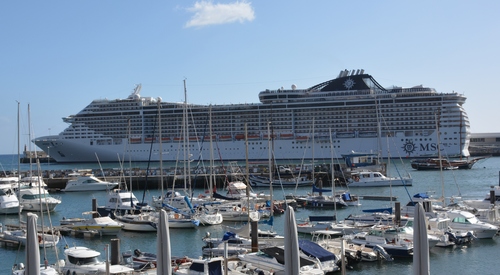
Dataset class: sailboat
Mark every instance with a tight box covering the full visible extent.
[97,119,154,218]
[4,104,60,248]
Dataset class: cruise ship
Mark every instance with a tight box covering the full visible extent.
[33,69,470,163]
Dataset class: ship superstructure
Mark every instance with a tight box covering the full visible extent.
[33,69,470,163]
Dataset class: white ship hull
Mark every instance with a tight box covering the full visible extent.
[34,128,464,163]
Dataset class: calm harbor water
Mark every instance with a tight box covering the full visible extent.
[0,154,499,274]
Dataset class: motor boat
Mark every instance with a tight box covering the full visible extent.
[445,209,498,239]
[0,183,23,214]
[346,227,414,258]
[65,211,124,235]
[18,186,61,212]
[62,172,119,192]
[348,171,412,187]
[96,189,154,218]
[62,246,134,275]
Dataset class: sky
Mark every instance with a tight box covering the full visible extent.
[1,0,499,155]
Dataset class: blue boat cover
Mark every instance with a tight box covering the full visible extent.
[413,193,430,199]
[298,240,337,262]
[222,232,237,241]
[312,185,331,193]
[342,193,352,201]
[258,216,274,225]
[309,215,336,222]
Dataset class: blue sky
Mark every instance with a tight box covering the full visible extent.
[1,1,499,155]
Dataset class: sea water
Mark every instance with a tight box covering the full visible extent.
[0,154,499,274]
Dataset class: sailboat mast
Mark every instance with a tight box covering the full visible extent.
[158,99,164,197]
[267,122,273,220]
[16,101,21,223]
[183,79,192,196]
[209,105,214,199]
[329,129,338,221]
[435,112,446,207]
[128,119,133,209]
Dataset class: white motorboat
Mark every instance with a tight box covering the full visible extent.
[445,209,498,239]
[427,216,476,247]
[2,228,60,248]
[348,171,412,187]
[296,215,342,235]
[0,176,19,186]
[346,227,414,258]
[62,172,119,192]
[62,246,134,275]
[311,230,392,262]
[0,183,22,214]
[18,186,61,212]
[174,256,253,275]
[215,202,260,222]
[96,189,154,218]
[113,212,157,232]
[18,176,47,188]
[238,246,325,275]
[67,212,124,235]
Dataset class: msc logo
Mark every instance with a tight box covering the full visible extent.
[402,140,416,155]
[402,141,439,156]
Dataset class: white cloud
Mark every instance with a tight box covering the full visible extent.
[185,1,255,28]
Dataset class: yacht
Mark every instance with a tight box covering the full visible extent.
[33,70,470,163]
[61,246,134,275]
[62,172,119,192]
[0,183,22,214]
[18,186,61,212]
[445,209,498,239]
[348,171,412,187]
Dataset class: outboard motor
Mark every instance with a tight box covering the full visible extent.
[373,245,393,261]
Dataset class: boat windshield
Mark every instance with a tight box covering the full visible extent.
[67,255,101,265]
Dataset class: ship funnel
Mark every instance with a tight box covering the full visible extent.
[356,69,360,75]
[360,69,364,74]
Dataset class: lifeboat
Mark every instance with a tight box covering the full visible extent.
[279,133,294,139]
[295,135,310,141]
[202,135,217,141]
[247,134,261,140]
[129,138,142,144]
[263,134,276,139]
[218,135,233,141]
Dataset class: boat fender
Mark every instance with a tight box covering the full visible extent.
[242,207,247,212]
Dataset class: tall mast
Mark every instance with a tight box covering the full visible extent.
[183,79,192,196]
[267,121,273,228]
[158,99,164,197]
[209,105,214,199]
